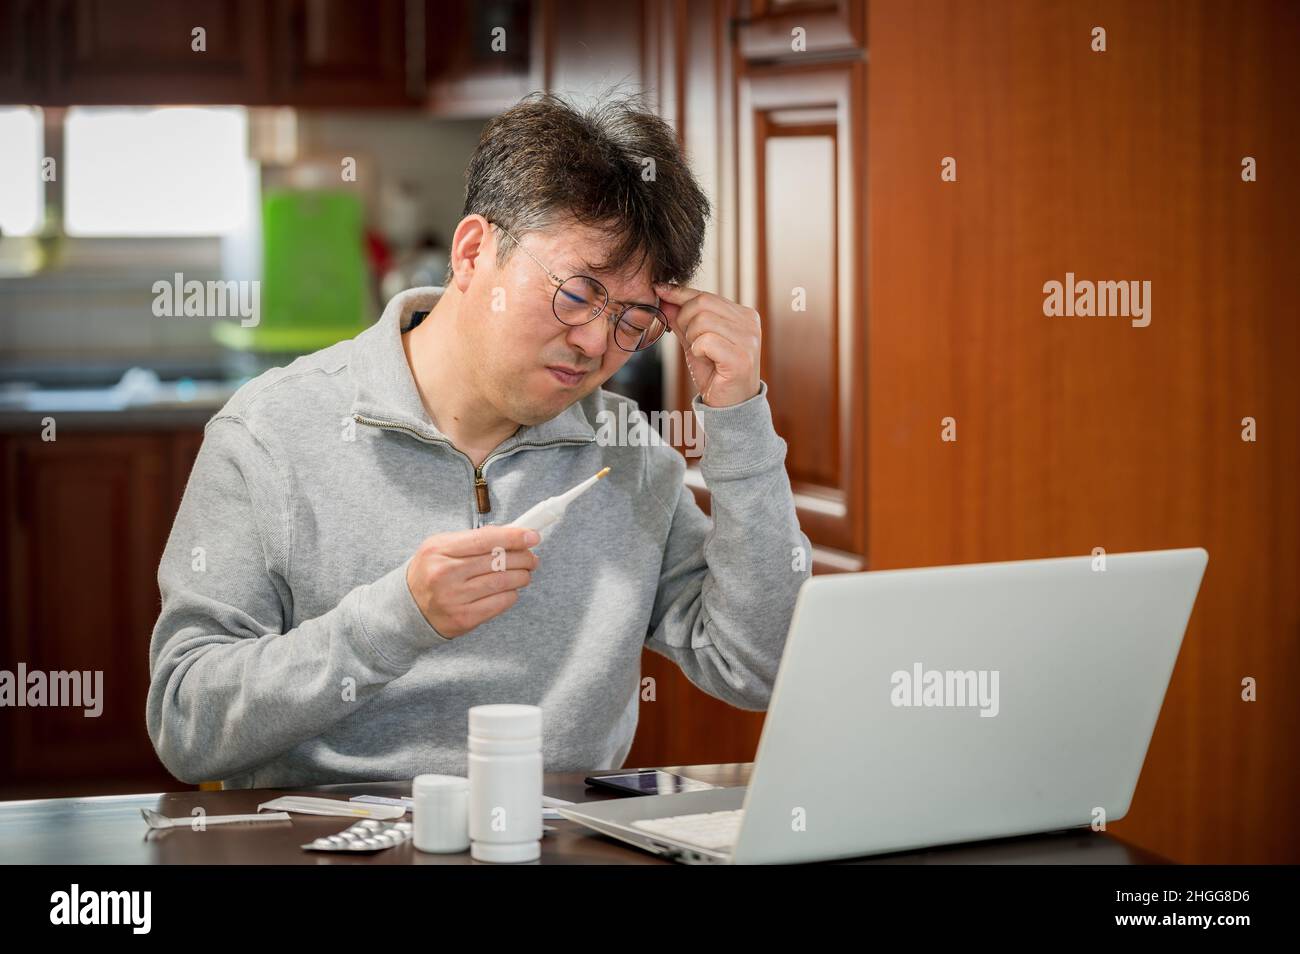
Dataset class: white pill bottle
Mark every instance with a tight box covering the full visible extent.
[467,704,543,863]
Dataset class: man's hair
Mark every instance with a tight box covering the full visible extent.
[454,89,710,287]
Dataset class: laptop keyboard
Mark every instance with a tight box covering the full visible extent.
[631,809,744,851]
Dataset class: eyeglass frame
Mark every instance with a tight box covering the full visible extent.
[489,221,670,353]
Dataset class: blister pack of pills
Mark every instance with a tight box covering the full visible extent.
[302,818,413,853]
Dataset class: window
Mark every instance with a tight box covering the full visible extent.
[64,107,250,237]
[0,107,43,237]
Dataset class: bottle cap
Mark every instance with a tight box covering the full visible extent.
[413,773,469,797]
[468,704,542,741]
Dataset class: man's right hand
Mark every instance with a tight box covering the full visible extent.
[405,525,541,638]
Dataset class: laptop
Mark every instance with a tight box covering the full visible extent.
[558,547,1208,864]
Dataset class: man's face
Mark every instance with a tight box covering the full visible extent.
[459,219,655,426]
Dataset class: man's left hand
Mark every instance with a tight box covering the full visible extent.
[653,282,762,408]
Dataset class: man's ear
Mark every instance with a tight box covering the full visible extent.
[449,215,492,292]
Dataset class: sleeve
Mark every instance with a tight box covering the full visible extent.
[145,414,449,784]
[644,381,812,710]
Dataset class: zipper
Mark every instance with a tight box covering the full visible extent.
[353,414,594,524]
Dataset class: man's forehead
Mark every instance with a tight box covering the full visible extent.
[559,253,656,302]
[545,228,656,301]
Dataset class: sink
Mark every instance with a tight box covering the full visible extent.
[0,367,240,413]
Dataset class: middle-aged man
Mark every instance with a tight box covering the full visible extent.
[147,92,812,789]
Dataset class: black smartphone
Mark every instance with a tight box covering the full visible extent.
[584,769,716,797]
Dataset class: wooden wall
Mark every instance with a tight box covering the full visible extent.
[627,0,1297,864]
[527,0,1299,863]
[865,0,1299,863]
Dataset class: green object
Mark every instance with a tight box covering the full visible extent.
[213,189,369,353]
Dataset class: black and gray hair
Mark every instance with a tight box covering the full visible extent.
[453,88,710,288]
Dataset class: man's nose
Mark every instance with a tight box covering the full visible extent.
[566,312,611,360]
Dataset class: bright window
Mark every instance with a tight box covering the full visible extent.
[65,107,250,236]
[0,107,44,236]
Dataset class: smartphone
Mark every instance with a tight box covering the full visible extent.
[584,769,717,797]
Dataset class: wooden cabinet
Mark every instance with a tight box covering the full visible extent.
[40,0,270,106]
[0,428,203,798]
[426,0,537,116]
[535,0,645,105]
[0,0,538,112]
[271,0,415,108]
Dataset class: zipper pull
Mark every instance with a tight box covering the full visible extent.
[474,467,490,514]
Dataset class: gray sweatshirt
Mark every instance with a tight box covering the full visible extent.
[147,286,811,788]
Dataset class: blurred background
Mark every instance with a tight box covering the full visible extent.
[0,0,1296,864]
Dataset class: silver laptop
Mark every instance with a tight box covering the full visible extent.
[558,548,1208,864]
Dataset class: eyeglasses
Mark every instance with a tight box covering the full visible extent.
[491,222,669,353]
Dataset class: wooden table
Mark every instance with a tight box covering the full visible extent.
[0,763,1167,864]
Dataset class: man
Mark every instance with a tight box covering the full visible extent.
[147,92,811,788]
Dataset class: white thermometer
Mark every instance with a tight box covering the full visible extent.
[511,467,611,541]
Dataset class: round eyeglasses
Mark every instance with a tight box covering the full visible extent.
[492,223,669,353]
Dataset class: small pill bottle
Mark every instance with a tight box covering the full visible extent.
[412,774,470,853]
[467,704,543,863]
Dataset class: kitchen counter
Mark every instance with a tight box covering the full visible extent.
[0,362,240,432]
[0,403,227,432]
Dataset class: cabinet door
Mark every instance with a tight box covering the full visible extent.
[426,0,536,117]
[271,0,417,107]
[733,61,867,561]
[665,5,867,571]
[538,0,645,104]
[42,0,269,105]
[0,433,178,794]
